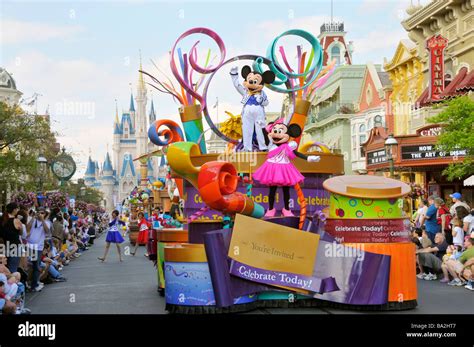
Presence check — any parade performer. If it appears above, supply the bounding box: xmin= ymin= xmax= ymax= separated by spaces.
xmin=253 ymin=120 xmax=320 ymax=217
xmin=230 ymin=65 xmax=275 ymax=151
xmin=98 ymin=210 xmax=124 ymax=262
xmin=131 ymin=212 xmax=150 ymax=257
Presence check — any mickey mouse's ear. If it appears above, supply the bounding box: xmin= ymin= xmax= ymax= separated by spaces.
xmin=241 ymin=66 xmax=251 ymax=79
xmin=262 ymin=70 xmax=276 ymax=84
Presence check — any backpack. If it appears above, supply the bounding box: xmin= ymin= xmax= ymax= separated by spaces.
xmin=440 ymin=206 xmax=452 ymax=230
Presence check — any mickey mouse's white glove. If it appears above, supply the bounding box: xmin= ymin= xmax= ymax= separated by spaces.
xmin=256 ymin=95 xmax=263 ymax=104
xmin=307 ymin=155 xmax=321 ymax=163
xmin=230 ymin=66 xmax=239 ymax=75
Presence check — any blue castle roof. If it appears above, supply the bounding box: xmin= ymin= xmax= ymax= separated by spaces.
xmin=103 ymin=152 xmax=113 ymax=172
xmin=147 ymin=158 xmax=154 ymax=180
xmin=114 ymin=113 xmax=135 ymax=135
xmin=129 ymin=93 xmax=135 ymax=112
xmin=120 ymin=154 xmax=136 ymax=178
xmin=85 ymin=156 xmax=96 ymax=177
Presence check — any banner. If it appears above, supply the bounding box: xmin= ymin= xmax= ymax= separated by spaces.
xmin=184 ymin=175 xmax=330 ymax=220
xmin=229 ymin=260 xmax=324 ymax=293
xmin=324 ymin=218 xmax=411 ymax=243
xmin=227 ymin=214 xmax=323 ymax=293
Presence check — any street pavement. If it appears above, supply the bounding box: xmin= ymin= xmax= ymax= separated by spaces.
xmin=27 ymin=234 xmax=474 ymax=314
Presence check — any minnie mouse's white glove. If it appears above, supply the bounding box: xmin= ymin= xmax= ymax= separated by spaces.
xmin=230 ymin=66 xmax=239 ymax=75
xmin=307 ymin=155 xmax=321 ymax=162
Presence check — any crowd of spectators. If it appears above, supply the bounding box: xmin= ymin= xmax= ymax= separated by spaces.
xmin=0 ymin=202 xmax=106 ymax=314
xmin=412 ymin=192 xmax=474 ymax=291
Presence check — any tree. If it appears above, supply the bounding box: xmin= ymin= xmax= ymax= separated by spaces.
xmin=0 ymin=101 xmax=59 ymax=193
xmin=64 ymin=181 xmax=104 ymax=206
xmin=428 ymin=96 xmax=474 ymax=181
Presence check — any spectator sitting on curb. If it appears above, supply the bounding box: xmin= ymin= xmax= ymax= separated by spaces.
xmin=416 ymin=232 xmax=448 ymax=281
xmin=0 ymin=257 xmax=29 ymax=314
xmin=441 ymin=236 xmax=474 ymax=288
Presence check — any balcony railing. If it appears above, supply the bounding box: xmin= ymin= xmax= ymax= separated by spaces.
xmin=307 ymin=103 xmax=355 ymax=123
xmin=320 ymin=22 xmax=344 ymax=33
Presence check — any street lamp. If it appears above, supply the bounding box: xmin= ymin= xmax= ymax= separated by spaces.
xmin=36 ymin=155 xmax=48 ymax=191
xmin=384 ymin=134 xmax=398 ymax=178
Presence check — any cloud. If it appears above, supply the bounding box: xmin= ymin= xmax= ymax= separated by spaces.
xmin=357 ymin=0 xmax=391 ymax=14
xmin=351 ymin=28 xmax=409 ymax=56
xmin=0 ymin=19 xmax=85 ymax=45
xmin=5 ymin=50 xmax=133 ymax=178
xmin=56 ymin=126 xmax=113 ymax=176
xmin=256 ymin=15 xmax=334 ymax=42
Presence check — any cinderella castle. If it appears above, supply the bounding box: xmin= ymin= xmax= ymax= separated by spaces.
xmin=83 ymin=64 xmax=165 ymax=211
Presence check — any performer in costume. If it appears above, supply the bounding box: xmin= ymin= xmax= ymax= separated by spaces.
xmin=131 ymin=212 xmax=150 ymax=256
xmin=253 ymin=120 xmax=320 ymax=217
xmin=230 ymin=65 xmax=275 ymax=152
xmin=98 ymin=210 xmax=124 ymax=262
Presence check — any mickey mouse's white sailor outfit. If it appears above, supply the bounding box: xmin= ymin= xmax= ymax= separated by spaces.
xmin=230 ymin=71 xmax=268 ymax=152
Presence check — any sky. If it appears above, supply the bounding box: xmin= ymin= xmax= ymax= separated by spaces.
xmin=0 ymin=0 xmax=431 ymax=178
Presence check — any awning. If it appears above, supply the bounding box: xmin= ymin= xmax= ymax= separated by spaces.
xmin=315 ymin=85 xmax=339 ymax=103
xmin=415 ymin=67 xmax=473 ymax=107
xmin=415 ymin=88 xmax=430 ymax=107
xmin=464 ymin=175 xmax=474 ymax=187
xmin=440 ymin=66 xmax=468 ymax=98
xmin=456 ymin=69 xmax=474 ymax=92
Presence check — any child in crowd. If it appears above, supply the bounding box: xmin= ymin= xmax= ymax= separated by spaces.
xmin=452 ymin=217 xmax=465 ymax=250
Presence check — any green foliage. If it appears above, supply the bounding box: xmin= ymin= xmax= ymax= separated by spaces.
xmin=0 ymin=101 xmax=59 ymax=189
xmin=64 ymin=181 xmax=104 ymax=206
xmin=429 ymin=96 xmax=474 ymax=181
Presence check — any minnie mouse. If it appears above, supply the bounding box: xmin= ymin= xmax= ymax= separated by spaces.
xmin=253 ymin=120 xmax=320 ymax=217
xmin=230 ymin=65 xmax=275 ymax=152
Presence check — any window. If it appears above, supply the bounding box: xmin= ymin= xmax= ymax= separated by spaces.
xmin=359 ymin=130 xmax=367 ymax=158
xmin=368 ymin=118 xmax=373 ymax=130
xmin=374 ymin=115 xmax=383 ymax=127
xmin=352 ymin=135 xmax=357 ymax=159
xmin=331 ymin=45 xmax=341 ymax=65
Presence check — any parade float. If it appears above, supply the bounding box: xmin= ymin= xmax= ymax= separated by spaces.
xmin=138 ymin=27 xmax=416 ymax=313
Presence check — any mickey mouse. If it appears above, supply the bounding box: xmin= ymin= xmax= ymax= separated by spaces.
xmin=230 ymin=65 xmax=275 ymax=151
xmin=253 ymin=120 xmax=320 ymax=217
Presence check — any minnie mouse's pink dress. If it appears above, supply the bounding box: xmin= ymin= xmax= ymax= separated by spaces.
xmin=253 ymin=142 xmax=304 ymax=186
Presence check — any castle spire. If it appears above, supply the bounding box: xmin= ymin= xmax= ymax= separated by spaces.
xmin=114 ymin=99 xmax=119 ymax=124
xmin=149 ymin=98 xmax=156 ymax=123
xmin=138 ymin=49 xmax=146 ymax=91
xmin=129 ymin=92 xmax=135 ymax=112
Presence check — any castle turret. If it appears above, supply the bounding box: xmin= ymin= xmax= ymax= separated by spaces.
xmin=84 ymin=156 xmax=96 ymax=187
xmin=135 ymin=53 xmax=148 ymax=158
xmin=100 ymin=152 xmax=116 ymax=211
xmin=149 ymin=99 xmax=156 ymax=124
